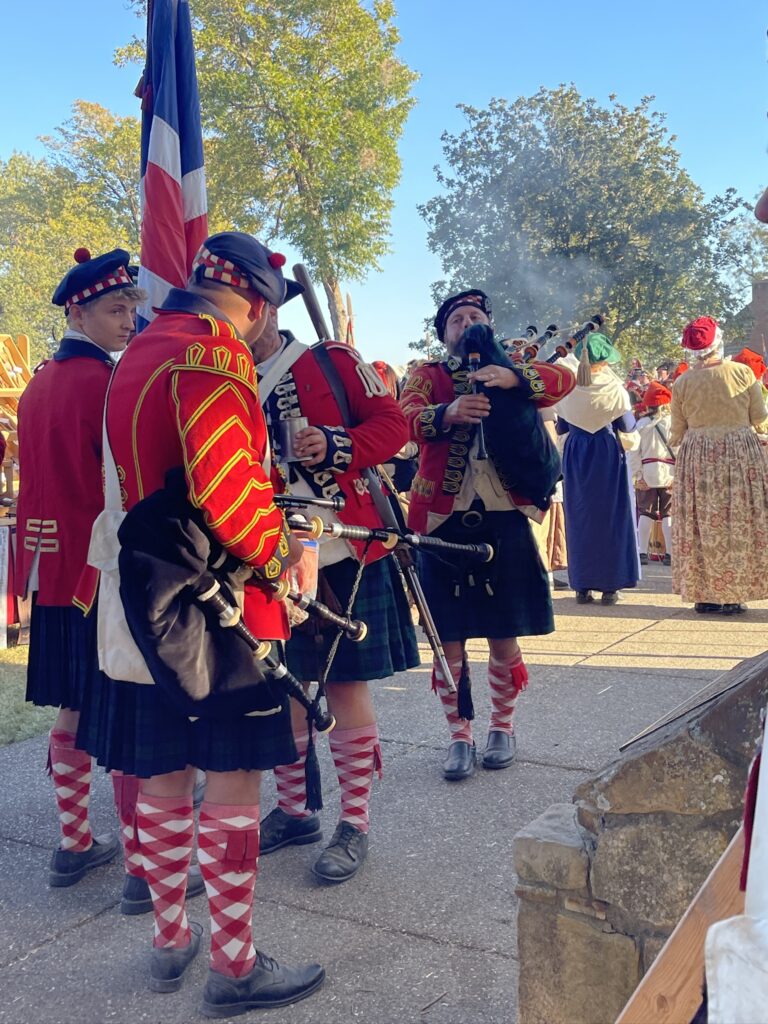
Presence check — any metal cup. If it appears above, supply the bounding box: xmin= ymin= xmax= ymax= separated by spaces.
xmin=279 ymin=416 xmax=311 ymax=462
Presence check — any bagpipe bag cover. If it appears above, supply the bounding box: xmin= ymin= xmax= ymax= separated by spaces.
xmin=116 ymin=467 xmax=283 ymax=719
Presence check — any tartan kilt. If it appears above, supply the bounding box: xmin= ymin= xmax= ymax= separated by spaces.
xmin=26 ymin=600 xmax=100 ymax=712
xmin=286 ymin=554 xmax=420 ymax=684
xmin=420 ymin=508 xmax=554 ymax=642
xmin=76 ymin=658 xmax=297 ymax=778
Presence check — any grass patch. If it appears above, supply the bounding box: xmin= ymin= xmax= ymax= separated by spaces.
xmin=0 ymin=646 xmax=55 ymax=747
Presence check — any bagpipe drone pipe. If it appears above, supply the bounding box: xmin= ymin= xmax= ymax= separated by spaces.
xmin=456 ymin=322 xmax=563 ymax=511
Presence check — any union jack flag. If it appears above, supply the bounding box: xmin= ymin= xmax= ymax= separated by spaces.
xmin=136 ymin=0 xmax=208 ymax=330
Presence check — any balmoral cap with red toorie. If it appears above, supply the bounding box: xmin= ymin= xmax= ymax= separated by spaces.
xmin=52 ymin=247 xmax=133 ymax=311
xmin=191 ymin=231 xmax=303 ymax=307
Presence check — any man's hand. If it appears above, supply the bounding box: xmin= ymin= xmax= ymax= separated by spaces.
xmin=470 ymin=366 xmax=520 ymax=390
xmin=443 ymin=394 xmax=491 ymax=426
xmin=286 ymin=532 xmax=306 ymax=567
xmin=293 ymin=426 xmax=328 ymax=467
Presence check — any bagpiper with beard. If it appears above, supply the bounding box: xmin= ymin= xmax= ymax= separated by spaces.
xmin=15 ymin=248 xmax=171 ymax=906
xmin=400 ymin=290 xmax=575 ymax=781
xmin=251 ymin=304 xmax=419 ymax=885
xmin=76 ymin=233 xmax=325 ymax=1014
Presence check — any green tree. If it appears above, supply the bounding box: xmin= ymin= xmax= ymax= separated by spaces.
xmin=120 ymin=0 xmax=416 ymax=339
xmin=0 ymin=104 xmax=141 ymax=363
xmin=420 ymin=86 xmax=763 ymax=369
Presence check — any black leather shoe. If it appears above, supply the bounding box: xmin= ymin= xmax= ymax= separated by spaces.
xmin=721 ymin=603 xmax=747 ymax=615
xmin=639 ymin=553 xmax=649 ymax=566
xmin=312 ymin=822 xmax=369 ymax=884
xmin=482 ymin=730 xmax=517 ymax=770
xmin=201 ymin=952 xmax=325 ymax=1017
xmin=49 ymin=832 xmax=120 ymax=888
xmin=442 ymin=740 xmax=477 ymax=781
xmin=260 ymin=807 xmax=322 ymax=855
xmin=601 ymin=591 xmax=619 ymax=606
xmin=121 ymin=864 xmax=206 ymax=916
xmin=149 ymin=921 xmax=203 ymax=993
xmin=575 ymin=590 xmax=594 ymax=604
xmin=695 ymin=602 xmax=723 ymax=614
xmin=663 ymin=554 xmax=671 ymax=567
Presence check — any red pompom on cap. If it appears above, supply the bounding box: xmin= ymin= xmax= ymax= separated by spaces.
xmin=268 ymin=251 xmax=286 ymax=269
xmin=73 ymin=247 xmax=91 ymax=264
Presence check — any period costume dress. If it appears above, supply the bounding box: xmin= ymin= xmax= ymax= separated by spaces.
xmin=555 ymin=337 xmax=640 ymax=601
xmin=671 ymin=345 xmax=768 ymax=608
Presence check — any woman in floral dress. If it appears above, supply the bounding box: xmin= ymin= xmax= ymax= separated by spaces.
xmin=671 ymin=317 xmax=768 ymax=614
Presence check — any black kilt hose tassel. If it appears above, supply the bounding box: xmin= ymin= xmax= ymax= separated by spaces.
xmin=304 ymin=717 xmax=324 ymax=812
xmin=457 ymin=656 xmax=475 ymax=721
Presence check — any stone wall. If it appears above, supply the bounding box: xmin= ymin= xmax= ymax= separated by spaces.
xmin=514 ymin=651 xmax=768 ymax=1024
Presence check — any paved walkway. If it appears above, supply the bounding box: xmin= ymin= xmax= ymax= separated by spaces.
xmin=0 ymin=564 xmax=764 ymax=1024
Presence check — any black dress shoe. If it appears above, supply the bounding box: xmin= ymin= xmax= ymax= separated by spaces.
xmin=259 ymin=807 xmax=322 ymax=855
xmin=312 ymin=822 xmax=369 ymax=884
xmin=663 ymin=554 xmax=672 ymax=567
xmin=721 ymin=603 xmax=747 ymax=615
xmin=601 ymin=591 xmax=619 ymax=606
xmin=201 ymin=952 xmax=325 ymax=1017
xmin=482 ymin=730 xmax=517 ymax=770
xmin=639 ymin=553 xmax=649 ymax=566
xmin=121 ymin=864 xmax=207 ymax=916
xmin=442 ymin=740 xmax=477 ymax=781
xmin=49 ymin=833 xmax=120 ymax=888
xmin=149 ymin=921 xmax=203 ymax=993
xmin=695 ymin=602 xmax=723 ymax=614
xmin=575 ymin=590 xmax=594 ymax=604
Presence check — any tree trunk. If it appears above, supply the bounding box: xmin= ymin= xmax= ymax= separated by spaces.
xmin=322 ymin=276 xmax=349 ymax=343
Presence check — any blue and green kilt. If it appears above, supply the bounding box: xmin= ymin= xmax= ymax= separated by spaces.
xmin=420 ymin=507 xmax=554 ymax=642
xmin=286 ymin=555 xmax=420 ymax=684
xmin=76 ymin=654 xmax=297 ymax=779
xmin=26 ymin=600 xmax=100 ymax=712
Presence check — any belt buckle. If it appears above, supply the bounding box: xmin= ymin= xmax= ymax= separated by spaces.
xmin=461 ymin=509 xmax=483 ymax=529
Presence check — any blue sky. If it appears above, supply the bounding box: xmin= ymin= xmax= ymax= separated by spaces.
xmin=1 ymin=1 xmax=766 ymax=364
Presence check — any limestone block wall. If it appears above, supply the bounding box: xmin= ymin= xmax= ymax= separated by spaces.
xmin=514 ymin=652 xmax=768 ymax=1024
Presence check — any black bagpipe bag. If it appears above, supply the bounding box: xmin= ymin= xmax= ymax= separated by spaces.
xmin=461 ymin=323 xmax=562 ymax=510
xmin=116 ymin=466 xmax=283 ymax=719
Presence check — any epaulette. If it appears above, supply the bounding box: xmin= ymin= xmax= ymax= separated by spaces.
xmin=33 ymin=359 xmax=49 ymax=375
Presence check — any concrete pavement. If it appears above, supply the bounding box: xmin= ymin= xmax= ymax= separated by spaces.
xmin=0 ymin=562 xmax=764 ymax=1024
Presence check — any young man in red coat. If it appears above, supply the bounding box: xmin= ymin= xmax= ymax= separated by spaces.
xmin=401 ymin=290 xmax=575 ymax=781
xmin=16 ymin=249 xmax=150 ymax=895
xmin=252 ymin=305 xmax=419 ymax=884
xmin=78 ymin=233 xmax=324 ymax=1012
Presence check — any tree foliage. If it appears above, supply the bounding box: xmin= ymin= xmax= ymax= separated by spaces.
xmin=119 ymin=0 xmax=416 ymax=339
xmin=420 ymin=86 xmax=768 ymax=368
xmin=0 ymin=103 xmax=141 ymax=363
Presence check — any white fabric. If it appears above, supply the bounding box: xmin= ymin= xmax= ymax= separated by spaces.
xmin=86 ymin=402 xmax=153 ymax=685
xmin=555 ymin=357 xmax=632 ymax=434
xmin=705 ymin=707 xmax=768 ymax=1021
xmin=453 ymin=435 xmax=515 ymax=513
xmin=626 ymin=414 xmax=677 ymax=487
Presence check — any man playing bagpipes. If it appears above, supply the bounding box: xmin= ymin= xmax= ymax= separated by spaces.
xmin=15 ymin=248 xmax=164 ymax=902
xmin=251 ymin=304 xmax=419 ymax=885
xmin=76 ymin=233 xmax=325 ymax=1014
xmin=401 ymin=290 xmax=575 ymax=781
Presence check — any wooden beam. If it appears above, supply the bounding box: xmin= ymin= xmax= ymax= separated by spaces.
xmin=616 ymin=827 xmax=745 ymax=1024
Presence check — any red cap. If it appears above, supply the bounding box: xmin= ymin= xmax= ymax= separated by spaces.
xmin=681 ymin=316 xmax=720 ymax=351
xmin=643 ymin=380 xmax=672 ymax=407
xmin=732 ymin=347 xmax=767 ymax=382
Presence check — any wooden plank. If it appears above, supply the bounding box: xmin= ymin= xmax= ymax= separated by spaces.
xmin=13 ymin=335 xmax=30 ymax=371
xmin=1 ymin=336 xmax=32 ymax=381
xmin=616 ymin=827 xmax=745 ymax=1024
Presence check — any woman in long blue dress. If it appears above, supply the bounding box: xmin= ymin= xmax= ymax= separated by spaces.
xmin=555 ymin=334 xmax=640 ymax=605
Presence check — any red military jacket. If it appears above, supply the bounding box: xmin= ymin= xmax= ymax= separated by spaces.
xmin=107 ymin=289 xmax=291 ymax=639
xmin=401 ymin=357 xmax=575 ymax=533
xmin=260 ymin=335 xmax=409 ymax=564
xmin=16 ymin=337 xmax=113 ymax=605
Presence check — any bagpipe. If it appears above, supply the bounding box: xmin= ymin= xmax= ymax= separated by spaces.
xmin=455 ymin=322 xmax=563 ymax=511
xmin=500 ymin=315 xmax=604 ymax=364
